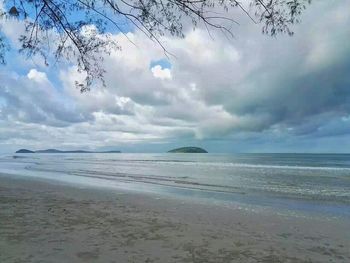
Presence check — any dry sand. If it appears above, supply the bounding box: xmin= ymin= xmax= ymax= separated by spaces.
xmin=0 ymin=174 xmax=349 ymax=263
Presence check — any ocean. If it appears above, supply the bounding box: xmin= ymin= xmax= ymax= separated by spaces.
xmin=1 ymin=153 xmax=350 ymax=218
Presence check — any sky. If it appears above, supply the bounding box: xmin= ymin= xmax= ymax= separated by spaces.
xmin=0 ymin=0 xmax=350 ymax=153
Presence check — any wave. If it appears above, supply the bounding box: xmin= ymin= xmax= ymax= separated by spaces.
xmin=4 ymin=154 xmax=350 ymax=172
xmin=61 ymin=159 xmax=350 ymax=171
xmin=22 ymin=163 xmax=350 ymax=202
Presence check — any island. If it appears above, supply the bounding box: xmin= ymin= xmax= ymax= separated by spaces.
xmin=167 ymin=147 xmax=208 ymax=153
xmin=15 ymin=149 xmax=35 ymax=153
xmin=15 ymin=149 xmax=121 ymax=154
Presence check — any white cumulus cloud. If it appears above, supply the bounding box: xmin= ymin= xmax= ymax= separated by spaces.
xmin=151 ymin=65 xmax=172 ymax=80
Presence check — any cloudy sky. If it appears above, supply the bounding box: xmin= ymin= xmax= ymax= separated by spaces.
xmin=1 ymin=0 xmax=350 ymax=153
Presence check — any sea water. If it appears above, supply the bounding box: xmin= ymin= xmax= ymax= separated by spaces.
xmin=1 ymin=153 xmax=349 ymax=217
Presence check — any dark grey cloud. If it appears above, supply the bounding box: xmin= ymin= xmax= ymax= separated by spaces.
xmin=164 ymin=0 xmax=350 ymax=137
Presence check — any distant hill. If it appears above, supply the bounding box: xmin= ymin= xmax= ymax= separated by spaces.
xmin=15 ymin=149 xmax=121 ymax=154
xmin=35 ymin=149 xmax=65 ymax=153
xmin=15 ymin=149 xmax=35 ymax=153
xmin=167 ymin=147 xmax=208 ymax=153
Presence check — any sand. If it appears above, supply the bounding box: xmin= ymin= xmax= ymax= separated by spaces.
xmin=0 ymin=174 xmax=349 ymax=263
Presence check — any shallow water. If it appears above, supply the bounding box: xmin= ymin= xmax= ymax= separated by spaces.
xmin=1 ymin=153 xmax=350 ymax=217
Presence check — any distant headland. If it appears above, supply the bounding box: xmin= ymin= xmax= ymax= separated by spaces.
xmin=15 ymin=149 xmax=121 ymax=154
xmin=167 ymin=147 xmax=208 ymax=153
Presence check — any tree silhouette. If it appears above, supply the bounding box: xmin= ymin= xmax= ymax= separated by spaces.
xmin=0 ymin=0 xmax=311 ymax=91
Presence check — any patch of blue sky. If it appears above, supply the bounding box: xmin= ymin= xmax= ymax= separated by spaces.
xmin=1 ymin=53 xmax=30 ymax=79
xmin=102 ymin=13 xmax=134 ymax=34
xmin=0 ymin=97 xmax=6 ymax=107
xmin=150 ymin=58 xmax=172 ymax=69
xmin=64 ymin=6 xmax=134 ymax=34
xmin=1 ymin=52 xmax=66 ymax=94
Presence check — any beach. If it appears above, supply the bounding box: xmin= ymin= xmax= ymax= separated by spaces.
xmin=1 ymin=174 xmax=349 ymax=263
xmin=2 ymin=0 xmax=350 ymax=261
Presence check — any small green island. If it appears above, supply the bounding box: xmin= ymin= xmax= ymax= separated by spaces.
xmin=167 ymin=147 xmax=208 ymax=153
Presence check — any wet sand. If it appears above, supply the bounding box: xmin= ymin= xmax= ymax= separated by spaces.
xmin=0 ymin=174 xmax=349 ymax=262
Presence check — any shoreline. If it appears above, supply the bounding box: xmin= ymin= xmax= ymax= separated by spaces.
xmin=1 ymin=174 xmax=349 ymax=262
xmin=2 ymin=170 xmax=349 ymax=220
